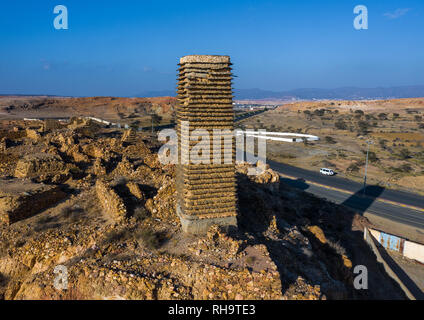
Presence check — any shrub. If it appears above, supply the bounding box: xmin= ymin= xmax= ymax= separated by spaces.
xmin=104 ymin=229 xmax=132 ymax=244
xmin=246 ymin=256 xmax=256 ymax=265
xmin=61 ymin=206 xmax=84 ymax=222
xmin=363 ymin=150 xmax=378 ymax=163
xmin=357 ymin=120 xmax=369 ymax=135
xmin=347 ymin=163 xmax=360 ymax=173
xmin=135 ymin=229 xmax=165 ymax=250
xmin=327 ymin=239 xmax=346 ymax=256
xmin=324 ymin=136 xmax=337 ymax=144
xmin=280 ymin=153 xmax=296 ymax=159
xmin=378 ymin=113 xmax=388 ymax=120
xmin=398 ymin=148 xmax=412 ymax=160
xmin=111 ymin=176 xmax=128 ymax=187
xmin=379 ymin=139 xmax=388 ymax=149
xmin=151 ymin=113 xmax=162 ymax=126
xmin=133 ymin=206 xmax=149 ymax=221
xmin=399 ymin=164 xmax=413 ymax=173
xmin=313 ymin=109 xmax=325 ymax=117
xmin=335 ymin=119 xmax=347 ymax=130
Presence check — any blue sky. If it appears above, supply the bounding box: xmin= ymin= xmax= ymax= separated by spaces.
xmin=0 ymin=0 xmax=423 ymax=96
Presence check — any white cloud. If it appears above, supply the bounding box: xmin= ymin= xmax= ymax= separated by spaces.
xmin=383 ymin=8 xmax=410 ymax=19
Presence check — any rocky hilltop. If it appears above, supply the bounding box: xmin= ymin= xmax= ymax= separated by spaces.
xmin=0 ymin=118 xmax=406 ymax=299
xmin=0 ymin=96 xmax=177 ymax=120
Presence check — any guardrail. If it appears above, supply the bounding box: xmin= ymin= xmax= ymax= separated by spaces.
xmin=236 ymin=131 xmax=320 ymax=143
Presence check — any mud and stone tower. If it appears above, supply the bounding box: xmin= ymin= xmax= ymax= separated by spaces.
xmin=176 ymin=55 xmax=237 ymax=234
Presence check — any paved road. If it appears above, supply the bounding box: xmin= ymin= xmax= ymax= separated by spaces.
xmin=267 ymin=159 xmax=424 ymax=210
xmin=267 ymin=159 xmax=424 ymax=231
xmin=282 ymin=178 xmax=424 ymax=229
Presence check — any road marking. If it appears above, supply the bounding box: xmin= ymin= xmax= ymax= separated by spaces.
xmin=279 ymin=173 xmax=424 ymax=213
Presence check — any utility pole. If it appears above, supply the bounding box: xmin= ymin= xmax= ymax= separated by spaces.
xmin=363 ymin=140 xmax=372 ymax=195
xmin=150 ymin=112 xmax=154 ymax=134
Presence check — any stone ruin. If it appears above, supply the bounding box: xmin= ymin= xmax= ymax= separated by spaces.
xmin=176 ymin=55 xmax=237 ymax=234
xmin=121 ymin=128 xmax=138 ymax=144
xmin=0 ymin=178 xmax=66 ymax=225
xmin=14 ymin=153 xmax=73 ymax=183
xmin=0 ymin=138 xmax=7 ymax=152
xmin=68 ymin=117 xmax=100 ymax=137
xmin=43 ymin=119 xmax=63 ymax=132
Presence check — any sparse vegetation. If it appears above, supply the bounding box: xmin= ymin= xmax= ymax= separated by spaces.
xmin=238 ymin=98 xmax=424 ymax=193
xmin=324 ymin=136 xmax=337 ymax=144
xmin=135 ymin=228 xmax=165 ymax=250
xmin=363 ymin=150 xmax=378 ymax=163
xmin=111 ymin=175 xmax=128 ymax=187
xmin=378 ymin=113 xmax=388 ymax=120
xmin=335 ymin=119 xmax=347 ymax=130
xmin=357 ymin=120 xmax=369 ymax=135
xmin=398 ymin=148 xmax=412 ymax=160
xmin=246 ymin=256 xmax=257 ymax=265
xmin=133 ymin=206 xmax=149 ymax=221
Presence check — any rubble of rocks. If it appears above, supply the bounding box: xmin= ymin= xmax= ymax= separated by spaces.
xmin=14 ymin=153 xmax=61 ymax=177
xmin=0 ymin=117 xmax=407 ymax=300
xmin=0 ymin=178 xmax=66 ymax=225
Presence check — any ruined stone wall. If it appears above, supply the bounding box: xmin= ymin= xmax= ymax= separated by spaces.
xmin=0 ymin=138 xmax=7 ymax=152
xmin=121 ymin=128 xmax=138 ymax=144
xmin=0 ymin=129 xmax=26 ymax=140
xmin=0 ymin=184 xmax=66 ymax=225
xmin=176 ymin=55 xmax=237 ymax=234
xmin=68 ymin=118 xmax=100 ymax=137
xmin=95 ymin=180 xmax=127 ymax=221
xmin=43 ymin=119 xmax=63 ymax=132
xmin=25 ymin=129 xmax=41 ymax=141
xmin=14 ymin=154 xmax=68 ymax=179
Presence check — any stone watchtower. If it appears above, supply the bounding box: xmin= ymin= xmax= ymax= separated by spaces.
xmin=176 ymin=55 xmax=238 ymax=234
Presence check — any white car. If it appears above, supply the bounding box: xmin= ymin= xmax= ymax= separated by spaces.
xmin=320 ymin=168 xmax=335 ymax=176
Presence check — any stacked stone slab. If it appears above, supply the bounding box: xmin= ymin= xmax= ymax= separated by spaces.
xmin=121 ymin=128 xmax=138 ymax=144
xmin=176 ymin=55 xmax=237 ymax=234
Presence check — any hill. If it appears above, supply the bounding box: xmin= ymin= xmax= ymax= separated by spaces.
xmin=0 ymin=96 xmax=177 ymax=121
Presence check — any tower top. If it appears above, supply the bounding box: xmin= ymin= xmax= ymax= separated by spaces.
xmin=179 ymin=55 xmax=230 ymax=64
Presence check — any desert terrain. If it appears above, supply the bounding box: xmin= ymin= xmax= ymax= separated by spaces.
xmin=0 ymin=96 xmax=407 ymax=299
xmin=238 ymin=98 xmax=424 ymax=194
xmin=0 ymin=96 xmax=178 ymax=128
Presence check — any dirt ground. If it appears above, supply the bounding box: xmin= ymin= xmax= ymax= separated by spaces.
xmin=386 ymin=250 xmax=424 ymax=299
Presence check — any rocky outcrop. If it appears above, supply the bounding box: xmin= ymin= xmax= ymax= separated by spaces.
xmin=25 ymin=129 xmax=41 ymax=141
xmin=0 ymin=114 xmax=406 ymax=301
